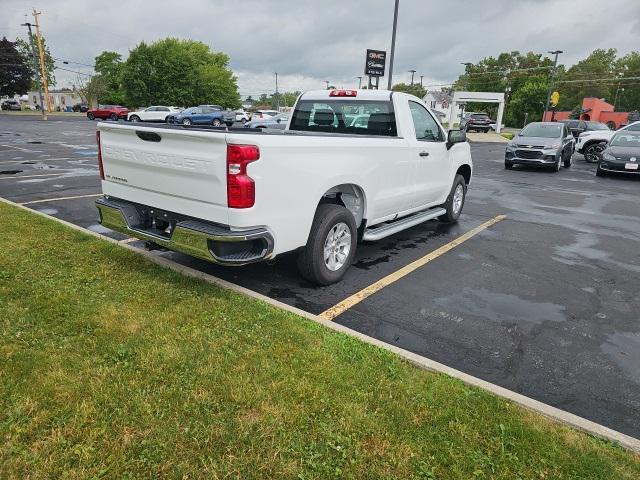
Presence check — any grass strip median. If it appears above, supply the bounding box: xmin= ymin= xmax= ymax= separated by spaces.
xmin=1 ymin=201 xmax=639 ymax=479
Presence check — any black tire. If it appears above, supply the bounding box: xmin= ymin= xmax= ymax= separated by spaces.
xmin=225 ymin=122 xmax=234 ymax=127
xmin=584 ymin=142 xmax=606 ymax=163
xmin=596 ymin=165 xmax=606 ymax=177
xmin=438 ymin=174 xmax=467 ymax=223
xmin=109 ymin=113 xmax=118 ymax=121
xmin=297 ymin=204 xmax=357 ymax=285
xmin=563 ymin=149 xmax=572 ymax=168
xmin=87 ymin=112 xmax=95 ymax=120
xmin=130 ymin=115 xmax=140 ymax=122
xmin=182 ymin=118 xmax=192 ymax=126
xmin=241 ymin=118 xmax=247 ymax=124
xmin=505 ymin=162 xmax=514 ymax=170
xmin=212 ymin=118 xmax=222 ymax=127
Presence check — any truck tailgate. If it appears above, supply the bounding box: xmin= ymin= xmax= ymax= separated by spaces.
xmin=99 ymin=123 xmax=228 ymax=209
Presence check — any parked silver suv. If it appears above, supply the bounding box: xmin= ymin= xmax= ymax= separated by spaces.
xmin=505 ymin=122 xmax=575 ymax=172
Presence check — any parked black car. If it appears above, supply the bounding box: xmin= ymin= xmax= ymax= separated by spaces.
xmin=72 ymin=103 xmax=88 ymax=112
xmin=558 ymin=119 xmax=610 ymax=139
xmin=1 ymin=99 xmax=21 ymax=111
xmin=460 ymin=112 xmax=492 ymax=133
xmin=597 ymin=130 xmax=640 ymax=177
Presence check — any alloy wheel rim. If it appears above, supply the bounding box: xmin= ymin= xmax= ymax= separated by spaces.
xmin=323 ymin=222 xmax=351 ymax=272
xmin=453 ymin=184 xmax=464 ymax=215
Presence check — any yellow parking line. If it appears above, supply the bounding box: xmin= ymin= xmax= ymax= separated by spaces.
xmin=318 ymin=214 xmax=507 ymax=321
xmin=20 ymin=193 xmax=103 ymax=205
xmin=0 ymin=173 xmax=63 ymax=180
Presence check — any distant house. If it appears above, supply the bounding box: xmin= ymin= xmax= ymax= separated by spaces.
xmin=423 ymin=91 xmax=463 ymax=125
xmin=27 ymin=89 xmax=83 ymax=111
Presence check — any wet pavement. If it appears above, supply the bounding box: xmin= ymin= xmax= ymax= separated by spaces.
xmin=1 ymin=114 xmax=639 ymax=438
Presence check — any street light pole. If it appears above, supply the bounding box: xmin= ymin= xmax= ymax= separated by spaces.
xmin=408 ymin=69 xmax=416 ymax=86
xmin=324 ymin=80 xmax=330 ymax=90
xmin=543 ymin=50 xmax=563 ymax=121
xmin=387 ymin=0 xmax=400 ymax=90
xmin=274 ymin=72 xmax=279 ymax=110
xmin=21 ymin=22 xmax=46 ymax=120
xmin=419 ymin=75 xmax=424 ymax=87
xmin=356 ymin=76 xmax=363 ymax=89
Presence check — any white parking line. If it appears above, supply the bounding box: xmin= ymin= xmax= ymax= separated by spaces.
xmin=0 ymin=173 xmax=64 ymax=181
xmin=19 ymin=193 xmax=103 ymax=205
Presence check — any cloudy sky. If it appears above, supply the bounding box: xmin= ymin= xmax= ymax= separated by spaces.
xmin=3 ymin=0 xmax=640 ymax=97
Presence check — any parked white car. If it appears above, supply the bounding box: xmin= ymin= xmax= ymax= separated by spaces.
xmin=95 ymin=90 xmax=472 ymax=284
xmin=235 ymin=110 xmax=250 ymax=123
xmin=127 ymin=106 xmax=182 ymax=123
xmin=576 ymin=120 xmax=640 ymax=162
xmin=251 ymin=109 xmax=279 ymax=121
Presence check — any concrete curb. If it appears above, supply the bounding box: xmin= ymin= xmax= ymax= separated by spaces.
xmin=2 ymin=195 xmax=639 ymax=454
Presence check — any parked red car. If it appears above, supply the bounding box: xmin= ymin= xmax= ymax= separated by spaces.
xmin=87 ymin=105 xmax=129 ymax=121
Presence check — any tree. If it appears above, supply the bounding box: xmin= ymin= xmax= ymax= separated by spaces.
xmin=121 ymin=38 xmax=240 ymax=108
xmin=392 ymin=82 xmax=426 ymax=98
xmin=506 ymin=79 xmax=548 ymax=127
xmin=76 ymin=74 xmax=106 ymax=108
xmin=15 ymin=35 xmax=55 ymax=88
xmin=94 ymin=51 xmax=124 ymax=104
xmin=0 ymin=37 xmax=32 ymax=96
xmin=615 ymin=51 xmax=640 ymax=112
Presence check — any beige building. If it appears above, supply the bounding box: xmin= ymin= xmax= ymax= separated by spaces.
xmin=27 ymin=89 xmax=84 ymax=111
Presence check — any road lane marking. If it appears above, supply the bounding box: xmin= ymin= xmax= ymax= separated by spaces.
xmin=0 ymin=173 xmax=64 ymax=180
xmin=20 ymin=193 xmax=103 ymax=205
xmin=319 ymin=214 xmax=507 ymax=321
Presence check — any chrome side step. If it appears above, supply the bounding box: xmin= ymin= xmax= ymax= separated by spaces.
xmin=362 ymin=207 xmax=446 ymax=241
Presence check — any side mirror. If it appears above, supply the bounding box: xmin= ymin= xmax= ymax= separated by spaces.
xmin=446 ymin=129 xmax=466 ymax=150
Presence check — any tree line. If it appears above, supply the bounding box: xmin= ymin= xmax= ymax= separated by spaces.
xmin=452 ymin=49 xmax=640 ymax=127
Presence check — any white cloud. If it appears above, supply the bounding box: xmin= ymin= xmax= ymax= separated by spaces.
xmin=3 ymin=0 xmax=639 ymax=95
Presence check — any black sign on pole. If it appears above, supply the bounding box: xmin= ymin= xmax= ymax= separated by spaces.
xmin=365 ymin=49 xmax=386 ymax=77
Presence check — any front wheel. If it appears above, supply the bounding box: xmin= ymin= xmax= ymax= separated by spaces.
xmin=182 ymin=118 xmax=192 ymax=126
xmin=212 ymin=118 xmax=222 ymax=127
xmin=438 ymin=174 xmax=466 ymax=223
xmin=596 ymin=165 xmax=606 ymax=177
xmin=109 ymin=113 xmax=118 ymax=121
xmin=87 ymin=112 xmax=95 ymax=120
xmin=563 ymin=150 xmax=572 ymax=168
xmin=241 ymin=118 xmax=247 ymax=124
xmin=129 ymin=115 xmax=140 ymax=122
xmin=505 ymin=161 xmax=513 ymax=170
xmin=584 ymin=142 xmax=606 ymax=163
xmin=297 ymin=204 xmax=357 ymax=285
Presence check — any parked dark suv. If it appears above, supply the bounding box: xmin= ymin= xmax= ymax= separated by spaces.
xmin=460 ymin=112 xmax=492 ymax=133
xmin=1 ymin=99 xmax=21 ymax=111
xmin=558 ymin=119 xmax=609 ymax=139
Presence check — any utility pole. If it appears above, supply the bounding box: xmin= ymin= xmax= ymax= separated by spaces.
xmin=356 ymin=76 xmax=363 ymax=89
xmin=387 ymin=0 xmax=400 ymax=90
xmin=408 ymin=69 xmax=416 ymax=86
xmin=274 ymin=72 xmax=279 ymax=110
xmin=32 ymin=9 xmax=52 ymax=113
xmin=543 ymin=50 xmax=563 ymax=121
xmin=324 ymin=80 xmax=330 ymax=90
xmin=419 ymin=75 xmax=424 ymax=87
xmin=21 ymin=21 xmax=47 ymax=120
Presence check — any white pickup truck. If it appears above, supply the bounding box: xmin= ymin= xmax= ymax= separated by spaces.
xmin=95 ymin=89 xmax=473 ymax=284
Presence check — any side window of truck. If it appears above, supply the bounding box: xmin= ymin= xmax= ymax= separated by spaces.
xmin=409 ymin=101 xmax=444 ymax=142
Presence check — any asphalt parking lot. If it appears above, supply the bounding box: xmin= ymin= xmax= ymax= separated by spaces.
xmin=2 ymin=114 xmax=639 ymax=439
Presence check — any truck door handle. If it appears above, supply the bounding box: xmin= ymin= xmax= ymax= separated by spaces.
xmin=419 ymin=151 xmax=429 ymax=157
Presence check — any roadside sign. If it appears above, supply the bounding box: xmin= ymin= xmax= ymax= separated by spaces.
xmin=365 ymin=49 xmax=386 ymax=77
xmin=551 ymin=91 xmax=560 ymax=107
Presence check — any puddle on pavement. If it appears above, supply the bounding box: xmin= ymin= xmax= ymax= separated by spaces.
xmin=0 ymin=170 xmax=22 ymax=175
xmin=433 ymin=288 xmax=566 ymax=324
xmin=21 ymin=161 xmax=35 ymax=164
xmin=27 ymin=141 xmax=43 ymax=144
xmin=601 ymin=332 xmax=640 ymax=384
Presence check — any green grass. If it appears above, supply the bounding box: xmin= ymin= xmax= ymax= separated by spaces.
xmin=500 ymin=132 xmax=515 ymax=140
xmin=1 ymin=202 xmax=639 ymax=479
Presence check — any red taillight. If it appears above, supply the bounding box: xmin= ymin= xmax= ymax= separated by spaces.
xmin=329 ymin=90 xmax=357 ymax=97
xmin=227 ymin=144 xmax=259 ymax=208
xmin=96 ymin=130 xmax=105 ymax=180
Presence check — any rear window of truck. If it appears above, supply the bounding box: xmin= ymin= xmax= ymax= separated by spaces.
xmin=290 ymin=100 xmax=397 ymax=136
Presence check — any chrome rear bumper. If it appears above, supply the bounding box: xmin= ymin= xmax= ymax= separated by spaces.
xmin=96 ymin=196 xmax=274 ymax=265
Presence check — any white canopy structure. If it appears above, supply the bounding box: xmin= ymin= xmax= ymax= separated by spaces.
xmin=449 ymin=91 xmax=505 ymax=133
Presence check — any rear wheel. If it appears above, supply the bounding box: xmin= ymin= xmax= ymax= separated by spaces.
xmin=584 ymin=142 xmax=606 ymax=163
xmin=182 ymin=118 xmax=192 ymax=126
xmin=596 ymin=165 xmax=606 ymax=177
xmin=87 ymin=112 xmax=95 ymax=120
xmin=297 ymin=204 xmax=357 ymax=285
xmin=241 ymin=118 xmax=247 ymax=124
xmin=505 ymin=161 xmax=513 ymax=169
xmin=438 ymin=174 xmax=466 ymax=223
xmin=563 ymin=149 xmax=572 ymax=168
xmin=109 ymin=113 xmax=118 ymax=121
